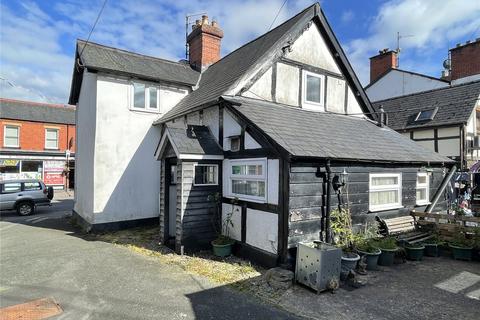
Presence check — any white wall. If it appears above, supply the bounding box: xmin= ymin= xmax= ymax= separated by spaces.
xmin=438 ymin=138 xmax=460 ymax=157
xmin=223 ymin=110 xmax=242 ymax=151
xmin=203 ymin=106 xmax=220 ymax=141
xmin=243 ymin=67 xmax=273 ymax=101
xmin=221 ymin=203 xmax=242 ymax=241
xmin=366 ymin=69 xmax=449 ymax=102
xmin=276 ymin=63 xmax=300 ymax=106
xmin=75 ymin=73 xmax=189 ymax=225
xmin=74 ymin=71 xmax=97 ymax=223
xmin=246 ymin=209 xmax=278 ymax=254
xmin=326 ymin=77 xmax=346 ymax=113
xmin=245 ymin=132 xmax=262 ymax=149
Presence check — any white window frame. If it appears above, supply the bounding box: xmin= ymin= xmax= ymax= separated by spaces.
xmin=193 ymin=164 xmax=219 ymax=186
xmin=369 ymin=173 xmax=402 ymax=212
xmin=416 ymin=172 xmax=430 ymax=205
xmin=228 ymin=158 xmax=267 ymax=202
xmin=302 ymin=70 xmax=325 ymax=111
xmin=130 ymin=81 xmax=160 ymax=113
xmin=44 ymin=128 xmax=59 ymax=150
xmin=4 ymin=125 xmax=20 ymax=148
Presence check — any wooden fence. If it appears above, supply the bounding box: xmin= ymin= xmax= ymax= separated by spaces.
xmin=411 ymin=211 xmax=480 ymax=241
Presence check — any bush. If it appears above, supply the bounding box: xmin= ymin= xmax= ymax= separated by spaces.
xmin=450 ymin=232 xmax=475 ymax=248
xmin=375 ymin=237 xmax=397 ymax=250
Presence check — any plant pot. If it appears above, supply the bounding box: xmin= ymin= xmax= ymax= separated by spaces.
xmin=449 ymin=244 xmax=473 ymax=261
xmin=356 ymin=249 xmax=381 ymax=270
xmin=341 ymin=252 xmax=360 ymax=273
xmin=211 ymin=241 xmax=234 ymax=257
xmin=405 ymin=245 xmax=425 ymax=261
xmin=378 ymin=248 xmax=398 ymax=266
xmin=424 ymin=243 xmax=439 ymax=257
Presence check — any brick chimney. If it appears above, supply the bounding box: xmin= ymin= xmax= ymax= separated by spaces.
xmin=369 ymin=49 xmax=398 ymax=83
xmin=450 ymin=38 xmax=480 ymax=81
xmin=187 ymin=15 xmax=224 ymax=71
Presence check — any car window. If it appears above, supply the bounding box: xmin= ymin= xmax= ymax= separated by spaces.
xmin=24 ymin=182 xmax=42 ymax=191
xmin=3 ymin=182 xmax=21 ymax=193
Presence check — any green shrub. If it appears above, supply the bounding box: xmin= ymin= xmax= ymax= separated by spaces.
xmin=375 ymin=237 xmax=398 ymax=250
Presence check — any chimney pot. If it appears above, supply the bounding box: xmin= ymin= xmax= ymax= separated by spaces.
xmin=201 ymin=15 xmax=208 ymax=25
xmin=211 ymin=20 xmax=218 ymax=27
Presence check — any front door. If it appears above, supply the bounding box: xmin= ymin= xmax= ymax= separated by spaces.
xmin=168 ymin=163 xmax=177 ymax=238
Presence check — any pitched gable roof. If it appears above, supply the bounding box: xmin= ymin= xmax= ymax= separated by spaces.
xmin=0 ymin=98 xmax=76 ymax=125
xmin=155 ymin=2 xmax=375 ymax=124
xmin=69 ymin=40 xmax=199 ymax=104
xmin=224 ymin=96 xmax=451 ymax=164
xmin=372 ymin=80 xmax=480 ymax=130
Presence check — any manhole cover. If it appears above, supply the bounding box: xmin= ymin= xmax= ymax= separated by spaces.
xmin=0 ymin=297 xmax=62 ymax=320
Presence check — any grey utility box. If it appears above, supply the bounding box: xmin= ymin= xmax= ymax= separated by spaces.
xmin=295 ymin=241 xmax=342 ymax=293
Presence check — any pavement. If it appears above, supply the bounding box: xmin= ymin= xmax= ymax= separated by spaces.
xmin=0 ymin=196 xmax=299 ymax=320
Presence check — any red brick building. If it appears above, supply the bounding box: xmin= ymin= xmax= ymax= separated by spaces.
xmin=0 ymin=98 xmax=76 ymax=189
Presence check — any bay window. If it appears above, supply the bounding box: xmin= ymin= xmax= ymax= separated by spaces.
xmin=416 ymin=172 xmax=429 ymax=205
xmin=369 ymin=173 xmax=402 ymax=211
xmin=229 ymin=159 xmax=267 ymax=201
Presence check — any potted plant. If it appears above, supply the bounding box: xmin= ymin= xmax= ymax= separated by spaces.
xmin=330 ymin=208 xmax=360 ymax=273
xmin=355 ymin=237 xmax=381 ymax=270
xmin=423 ymin=233 xmax=443 ymax=257
xmin=209 ymin=193 xmax=236 ymax=257
xmin=376 ymin=237 xmax=399 ymax=266
xmin=405 ymin=243 xmax=425 ymax=261
xmin=449 ymin=232 xmax=474 ymax=261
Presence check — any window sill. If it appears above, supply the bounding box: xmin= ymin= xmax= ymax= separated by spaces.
xmin=44 ymin=148 xmax=60 ymax=151
xmin=369 ymin=205 xmax=403 ymax=212
xmin=2 ymin=146 xmax=20 ymax=149
xmin=415 ymin=201 xmax=431 ymax=206
xmin=129 ymin=107 xmax=161 ymax=114
xmin=224 ymin=194 xmax=266 ymax=204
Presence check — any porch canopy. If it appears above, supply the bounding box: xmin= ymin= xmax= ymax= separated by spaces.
xmin=155 ymin=125 xmax=223 ymax=160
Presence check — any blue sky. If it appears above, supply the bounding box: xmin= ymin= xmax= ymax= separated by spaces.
xmin=1 ymin=0 xmax=479 ymax=103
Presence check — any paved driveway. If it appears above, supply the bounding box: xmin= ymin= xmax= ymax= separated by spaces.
xmin=0 ymin=199 xmax=298 ymax=320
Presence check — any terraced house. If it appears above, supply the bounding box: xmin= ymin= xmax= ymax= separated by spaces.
xmin=69 ymin=3 xmax=453 ymax=266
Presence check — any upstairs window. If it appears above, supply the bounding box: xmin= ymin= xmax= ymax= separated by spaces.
xmin=45 ymin=128 xmax=59 ymax=149
xmin=131 ymin=81 xmax=159 ymax=112
xmin=415 ymin=107 xmax=438 ymax=122
xmin=416 ymin=172 xmax=430 ymax=205
xmin=4 ymin=125 xmax=19 ymax=148
xmin=369 ymin=173 xmax=402 ymax=211
xmin=302 ymin=70 xmax=325 ymax=111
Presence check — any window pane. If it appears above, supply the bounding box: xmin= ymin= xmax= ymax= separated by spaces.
xmin=232 ymin=164 xmax=262 ymax=176
xmin=4 ymin=182 xmax=21 ymax=192
xmin=46 ymin=129 xmax=57 ymax=139
xmin=230 ymin=137 xmax=240 ymax=151
xmin=372 ymin=176 xmax=398 ymax=186
xmin=370 ymin=190 xmax=398 ymax=206
xmin=5 ymin=137 xmax=18 ymax=146
xmin=194 ymin=165 xmax=217 ymax=185
xmin=133 ymin=83 xmax=145 ymax=108
xmin=170 ymin=165 xmax=177 ymax=185
xmin=149 ymin=87 xmax=157 ymax=109
xmin=24 ymin=182 xmax=41 ymax=191
xmin=306 ymin=74 xmax=321 ymax=103
xmin=417 ymin=175 xmax=427 ymax=184
xmin=21 ymin=161 xmax=42 ymax=172
xmin=232 ymin=180 xmax=265 ymax=197
xmin=4 ymin=126 xmax=19 ymax=146
xmin=416 ymin=188 xmax=427 ymax=201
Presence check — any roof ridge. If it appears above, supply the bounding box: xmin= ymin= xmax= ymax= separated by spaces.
xmin=373 ymin=79 xmax=480 ymax=103
xmin=0 ymin=97 xmax=75 ymax=109
xmin=77 ymin=39 xmax=198 ymax=71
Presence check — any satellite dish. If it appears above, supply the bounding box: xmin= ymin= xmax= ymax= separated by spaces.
xmin=443 ymin=59 xmax=451 ymax=69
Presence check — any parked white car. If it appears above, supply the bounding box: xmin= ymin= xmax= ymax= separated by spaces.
xmin=0 ymin=179 xmax=54 ymax=216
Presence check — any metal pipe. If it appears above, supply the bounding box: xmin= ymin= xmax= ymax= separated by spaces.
xmin=425 ymin=165 xmax=457 ymax=213
xmin=325 ymin=160 xmax=332 ymax=243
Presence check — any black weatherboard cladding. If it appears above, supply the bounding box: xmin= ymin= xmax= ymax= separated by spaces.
xmin=288 ymin=163 xmax=447 ymax=248
xmin=0 ymin=99 xmax=75 ymax=125
xmin=373 ymin=80 xmax=480 ymax=130
xmin=225 ymin=96 xmax=452 ymax=163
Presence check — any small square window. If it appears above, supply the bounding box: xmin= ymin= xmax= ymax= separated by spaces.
xmin=194 ymin=164 xmax=218 ymax=186
xmin=415 ymin=108 xmax=438 ymax=122
xmin=302 ymin=71 xmax=325 ymax=111
xmin=45 ymin=128 xmax=59 ymax=149
xmin=131 ymin=82 xmax=160 ymax=112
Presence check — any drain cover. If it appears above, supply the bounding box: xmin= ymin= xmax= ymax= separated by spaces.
xmin=0 ymin=297 xmax=62 ymax=320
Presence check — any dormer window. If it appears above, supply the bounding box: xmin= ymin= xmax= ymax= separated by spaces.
xmin=302 ymin=70 xmax=325 ymax=111
xmin=415 ymin=107 xmax=438 ymax=122
xmin=131 ymin=81 xmax=160 ymax=113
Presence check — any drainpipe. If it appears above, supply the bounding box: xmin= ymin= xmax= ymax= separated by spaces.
xmin=325 ymin=160 xmax=332 ymax=243
xmin=425 ymin=165 xmax=457 ymax=213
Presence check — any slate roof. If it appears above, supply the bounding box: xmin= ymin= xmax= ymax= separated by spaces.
xmin=155 ymin=2 xmax=374 ymax=124
xmin=0 ymin=98 xmax=76 ymax=125
xmin=224 ymin=96 xmax=452 ymax=163
xmin=165 ymin=125 xmax=223 ymax=156
xmin=372 ymin=81 xmax=480 ymax=130
xmin=69 ymin=40 xmax=199 ymax=104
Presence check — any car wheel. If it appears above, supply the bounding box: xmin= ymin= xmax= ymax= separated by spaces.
xmin=17 ymin=202 xmax=34 ymax=216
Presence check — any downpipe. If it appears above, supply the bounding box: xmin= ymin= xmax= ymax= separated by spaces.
xmin=425 ymin=165 xmax=457 ymax=213
xmin=325 ymin=160 xmax=332 ymax=243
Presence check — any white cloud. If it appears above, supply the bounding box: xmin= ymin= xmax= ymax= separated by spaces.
xmin=345 ymin=0 xmax=480 ymax=84
xmin=341 ymin=10 xmax=354 ymax=23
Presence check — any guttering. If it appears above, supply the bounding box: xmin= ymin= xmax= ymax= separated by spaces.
xmin=425 ymin=165 xmax=457 ymax=213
